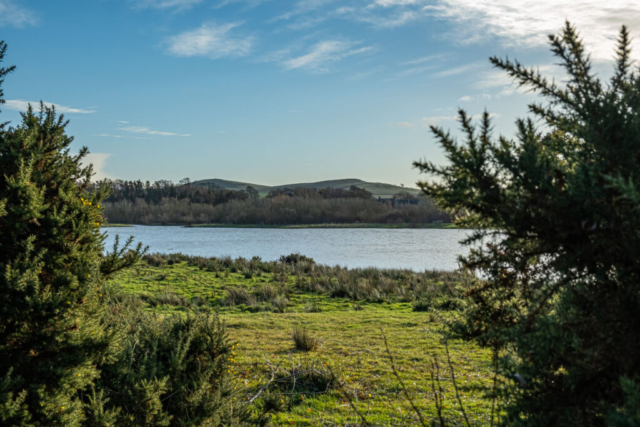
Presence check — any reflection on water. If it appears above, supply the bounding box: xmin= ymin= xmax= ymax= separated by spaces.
xmin=104 ymin=226 xmax=471 ymax=271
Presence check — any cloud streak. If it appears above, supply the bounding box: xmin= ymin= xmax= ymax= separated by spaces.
xmin=118 ymin=126 xmax=191 ymax=137
xmin=280 ymin=40 xmax=374 ymax=72
xmin=166 ymin=22 xmax=253 ymax=59
xmin=131 ymin=0 xmax=203 ymax=10
xmin=97 ymin=133 xmax=150 ymax=140
xmin=0 ymin=0 xmax=37 ymax=27
xmin=421 ymin=112 xmax=500 ymax=127
xmin=4 ymin=100 xmax=95 ymax=114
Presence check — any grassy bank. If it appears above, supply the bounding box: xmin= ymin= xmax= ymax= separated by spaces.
xmin=108 ymin=254 xmax=494 ymax=425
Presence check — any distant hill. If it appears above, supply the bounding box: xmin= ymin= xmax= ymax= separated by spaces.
xmin=190 ymin=178 xmax=270 ymax=191
xmin=191 ymin=178 xmax=419 ymax=198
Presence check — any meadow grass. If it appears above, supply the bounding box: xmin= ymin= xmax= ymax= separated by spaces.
xmin=109 ymin=255 xmax=495 ymax=426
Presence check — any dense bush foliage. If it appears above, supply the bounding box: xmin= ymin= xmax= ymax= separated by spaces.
xmin=91 ymin=293 xmax=249 ymax=426
xmin=0 ymin=42 xmax=263 ymax=426
xmin=416 ymin=23 xmax=640 ymax=425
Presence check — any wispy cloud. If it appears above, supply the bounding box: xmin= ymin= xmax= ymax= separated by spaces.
xmin=0 ymin=0 xmax=37 ymax=27
xmin=166 ymin=22 xmax=253 ymax=59
xmin=395 ymin=121 xmax=413 ymax=128
xmin=458 ymin=95 xmax=472 ymax=102
xmin=131 ymin=0 xmax=203 ymax=10
xmin=402 ymin=54 xmax=448 ymax=66
xmin=114 ymin=120 xmax=129 ymax=124
xmin=118 ymin=126 xmax=191 ymax=137
xmin=82 ymin=153 xmax=111 ymax=181
xmin=97 ymin=133 xmax=150 ymax=140
xmin=421 ymin=112 xmax=500 ymax=127
xmin=271 ymin=0 xmax=336 ymax=22
xmin=425 ymin=0 xmax=640 ymax=61
xmin=5 ymin=100 xmax=95 ymax=114
xmin=368 ymin=0 xmax=425 ymax=7
xmin=280 ymin=40 xmax=374 ymax=72
xmin=432 ymin=61 xmax=484 ymax=78
xmin=215 ymin=0 xmax=270 ymax=8
xmin=353 ymin=9 xmax=420 ymax=28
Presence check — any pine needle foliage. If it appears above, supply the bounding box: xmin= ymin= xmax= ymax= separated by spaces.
xmin=0 ymin=40 xmax=134 ymax=424
xmin=415 ymin=22 xmax=640 ymax=426
xmin=90 ymin=293 xmax=248 ymax=426
xmin=0 ymin=41 xmax=260 ymax=426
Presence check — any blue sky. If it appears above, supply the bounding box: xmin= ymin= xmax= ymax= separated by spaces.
xmin=1 ymin=0 xmax=637 ymax=187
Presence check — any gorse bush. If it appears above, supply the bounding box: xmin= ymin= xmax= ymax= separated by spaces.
xmin=0 ymin=42 xmax=262 ymax=426
xmin=416 ymin=23 xmax=640 ymax=425
xmin=93 ymin=294 xmax=247 ymax=426
xmin=0 ymin=40 xmax=142 ymax=425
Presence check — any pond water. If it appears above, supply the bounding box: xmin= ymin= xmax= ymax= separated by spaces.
xmin=103 ymin=226 xmax=471 ymax=271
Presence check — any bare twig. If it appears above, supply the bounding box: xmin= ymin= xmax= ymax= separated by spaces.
xmin=381 ymin=330 xmax=428 ymax=427
xmin=247 ymin=360 xmax=281 ymax=404
xmin=327 ymin=365 xmax=371 ymax=427
xmin=490 ymin=347 xmax=499 ymax=427
xmin=430 ymin=357 xmax=446 ymax=427
xmin=444 ymin=338 xmax=471 ymax=427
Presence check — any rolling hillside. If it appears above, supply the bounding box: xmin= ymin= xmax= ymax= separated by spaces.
xmin=191 ymin=178 xmax=420 ymax=197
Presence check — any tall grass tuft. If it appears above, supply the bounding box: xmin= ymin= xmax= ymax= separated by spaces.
xmin=291 ymin=326 xmax=320 ymax=352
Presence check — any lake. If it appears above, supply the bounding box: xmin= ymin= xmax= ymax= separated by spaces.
xmin=103 ymin=226 xmax=471 ymax=271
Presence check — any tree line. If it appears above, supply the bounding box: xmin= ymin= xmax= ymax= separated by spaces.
xmin=98 ymin=180 xmax=450 ymax=225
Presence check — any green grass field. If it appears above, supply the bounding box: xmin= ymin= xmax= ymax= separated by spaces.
xmin=109 ymin=255 xmax=495 ymax=425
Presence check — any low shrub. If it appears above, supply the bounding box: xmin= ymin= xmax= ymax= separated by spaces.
xmin=90 ymin=297 xmax=252 ymax=425
xmin=291 ymin=327 xmax=320 ymax=352
xmin=304 ymin=300 xmax=322 ymax=313
xmin=272 ymin=361 xmax=336 ymax=397
xmin=254 ymin=284 xmax=281 ymax=302
xmin=279 ymin=253 xmax=315 ymax=265
xmin=222 ymin=287 xmax=257 ymax=307
xmin=143 ymin=253 xmax=166 ymax=267
xmin=271 ymin=296 xmax=289 ymax=313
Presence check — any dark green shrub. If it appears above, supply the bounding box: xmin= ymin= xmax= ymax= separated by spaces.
xmin=416 ymin=22 xmax=640 ymax=426
xmin=93 ymin=298 xmax=249 ymax=426
xmin=279 ymin=253 xmax=315 ymax=265
xmin=412 ymin=299 xmax=433 ymax=312
xmin=0 ymin=43 xmax=268 ymax=425
xmin=0 ymin=41 xmax=143 ymax=425
xmin=144 ymin=253 xmax=167 ymax=267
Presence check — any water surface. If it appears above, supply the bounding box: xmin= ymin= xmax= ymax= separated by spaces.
xmin=104 ymin=226 xmax=470 ymax=271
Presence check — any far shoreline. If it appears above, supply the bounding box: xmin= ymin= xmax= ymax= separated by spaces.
xmin=103 ymin=222 xmax=457 ymax=229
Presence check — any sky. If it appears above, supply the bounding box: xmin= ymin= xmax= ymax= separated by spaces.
xmin=1 ymin=0 xmax=639 ymax=187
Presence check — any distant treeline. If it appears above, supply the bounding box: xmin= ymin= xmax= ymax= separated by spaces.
xmin=97 ymin=179 xmax=450 ymax=225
